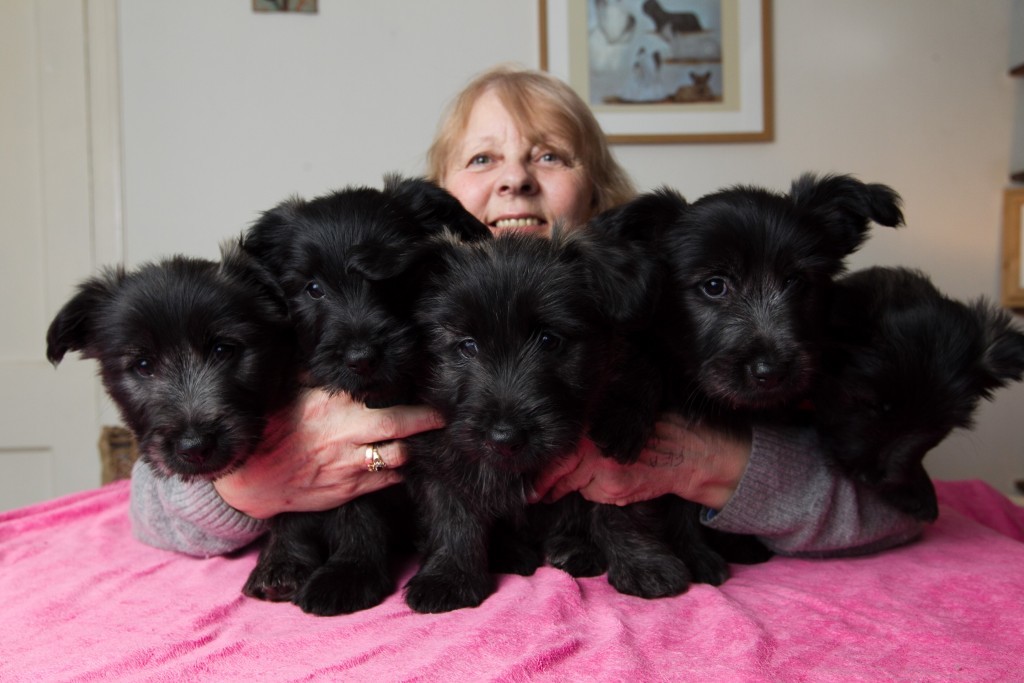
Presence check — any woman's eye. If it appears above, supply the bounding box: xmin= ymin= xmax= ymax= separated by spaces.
xmin=537 ymin=151 xmax=566 ymax=165
xmin=305 ymin=281 xmax=325 ymax=299
xmin=133 ymin=358 xmax=154 ymax=377
xmin=457 ymin=338 xmax=479 ymax=359
xmin=701 ymin=277 xmax=728 ymax=298
xmin=469 ymin=154 xmax=491 ymax=166
xmin=212 ymin=342 xmax=237 ymax=362
xmin=539 ymin=331 xmax=563 ymax=352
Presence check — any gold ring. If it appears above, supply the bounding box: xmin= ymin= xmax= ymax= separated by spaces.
xmin=366 ymin=443 xmax=387 ymax=472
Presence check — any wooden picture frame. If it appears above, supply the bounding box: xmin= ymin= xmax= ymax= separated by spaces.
xmin=1002 ymin=187 xmax=1024 ymax=309
xmin=539 ymin=0 xmax=773 ymax=143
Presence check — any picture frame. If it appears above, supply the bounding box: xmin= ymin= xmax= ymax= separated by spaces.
xmin=539 ymin=0 xmax=773 ymax=143
xmin=252 ymin=0 xmax=317 ymax=13
xmin=1001 ymin=187 xmax=1024 ymax=309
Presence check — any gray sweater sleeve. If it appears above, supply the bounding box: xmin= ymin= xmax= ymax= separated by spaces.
xmin=129 ymin=458 xmax=268 ymax=557
xmin=701 ymin=423 xmax=925 ymax=557
xmin=128 ymin=422 xmax=922 ymax=560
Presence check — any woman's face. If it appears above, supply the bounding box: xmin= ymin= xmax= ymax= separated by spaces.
xmin=442 ymin=89 xmax=594 ymax=237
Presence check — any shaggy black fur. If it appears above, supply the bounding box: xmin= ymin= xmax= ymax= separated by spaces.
xmin=375 ymin=230 xmax=708 ymax=613
xmin=46 ymin=240 xmax=298 ymax=482
xmin=814 ymin=266 xmax=1024 ymax=521
xmin=239 ymin=175 xmax=491 ymax=616
xmin=647 ymin=173 xmax=905 ymax=419
xmin=584 ymin=173 xmax=905 ymax=566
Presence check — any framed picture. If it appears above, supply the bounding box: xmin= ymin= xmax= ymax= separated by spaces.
xmin=252 ymin=0 xmax=317 ymax=13
xmin=1002 ymin=187 xmax=1024 ymax=309
xmin=540 ymin=0 xmax=773 ymax=143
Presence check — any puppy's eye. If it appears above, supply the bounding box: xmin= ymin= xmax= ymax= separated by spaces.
xmin=457 ymin=338 xmax=479 ymax=359
xmin=305 ymin=281 xmax=325 ymax=299
xmin=133 ymin=358 xmax=154 ymax=377
xmin=783 ymin=274 xmax=804 ymax=291
xmin=701 ymin=277 xmax=728 ymax=298
xmin=538 ymin=331 xmax=563 ymax=352
xmin=860 ymin=398 xmax=893 ymax=417
xmin=211 ymin=342 xmax=237 ymax=363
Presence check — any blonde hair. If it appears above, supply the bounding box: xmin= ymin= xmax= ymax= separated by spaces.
xmin=426 ymin=64 xmax=636 ymax=219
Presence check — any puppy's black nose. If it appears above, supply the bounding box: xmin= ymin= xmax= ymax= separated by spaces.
xmin=749 ymin=360 xmax=784 ymax=388
xmin=486 ymin=422 xmax=525 ymax=456
xmin=344 ymin=346 xmax=378 ymax=377
xmin=176 ymin=434 xmax=213 ymax=464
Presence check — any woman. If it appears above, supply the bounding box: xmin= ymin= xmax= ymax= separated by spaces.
xmin=425 ymin=65 xmax=634 ymax=235
xmin=131 ymin=64 xmax=923 ymax=558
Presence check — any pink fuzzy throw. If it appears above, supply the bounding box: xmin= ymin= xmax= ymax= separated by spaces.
xmin=1 ymin=479 xmax=1022 ymax=681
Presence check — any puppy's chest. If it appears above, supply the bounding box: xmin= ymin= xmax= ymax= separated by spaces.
xmin=407 ymin=435 xmax=528 ymax=516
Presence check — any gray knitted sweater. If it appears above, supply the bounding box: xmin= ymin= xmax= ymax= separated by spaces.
xmin=129 ymin=423 xmax=924 ymax=558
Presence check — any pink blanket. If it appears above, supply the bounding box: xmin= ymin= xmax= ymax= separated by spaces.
xmin=2 ymin=480 xmax=1022 ymax=681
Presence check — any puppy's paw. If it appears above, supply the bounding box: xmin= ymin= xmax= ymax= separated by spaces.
xmin=890 ymin=492 xmax=939 ymax=523
xmin=883 ymin=475 xmax=939 ymax=523
xmin=404 ymin=569 xmax=492 ymax=613
xmin=685 ymin=548 xmax=730 ymax=586
xmin=242 ymin=560 xmax=313 ymax=602
xmin=607 ymin=553 xmax=691 ymax=598
xmin=294 ymin=563 xmax=393 ymax=616
xmin=489 ymin=540 xmax=544 ymax=576
xmin=545 ymin=536 xmax=607 ymax=577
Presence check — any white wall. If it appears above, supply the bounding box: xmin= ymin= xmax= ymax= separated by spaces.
xmin=118 ymin=0 xmax=1024 ymax=495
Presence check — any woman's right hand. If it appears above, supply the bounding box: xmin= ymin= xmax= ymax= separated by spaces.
xmin=529 ymin=412 xmax=752 ymax=510
xmin=213 ymin=388 xmax=444 ymax=519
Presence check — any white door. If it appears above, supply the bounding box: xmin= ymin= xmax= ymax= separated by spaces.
xmin=0 ymin=0 xmax=122 ymax=511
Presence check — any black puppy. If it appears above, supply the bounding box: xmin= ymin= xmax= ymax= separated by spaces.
xmin=364 ymin=230 xmax=703 ymax=613
xmin=647 ymin=173 xmax=905 ymax=418
xmin=814 ymin=266 xmax=1024 ymax=521
xmin=585 ymin=174 xmax=904 ymax=564
xmin=46 ymin=240 xmax=297 ymax=481
xmin=240 ymin=175 xmax=490 ymax=615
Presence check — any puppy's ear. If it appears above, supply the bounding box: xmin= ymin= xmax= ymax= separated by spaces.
xmin=383 ymin=174 xmax=492 ymax=242
xmin=789 ymin=173 xmax=904 ymax=258
xmin=827 ymin=266 xmax=927 ymax=341
xmin=45 ymin=268 xmax=123 ymax=365
xmin=561 ymin=228 xmax=655 ymax=326
xmin=573 ymin=188 xmax=685 ymax=323
xmin=587 ymin=186 xmax=687 ymax=241
xmin=972 ymin=298 xmax=1024 ymax=393
xmin=346 ymin=239 xmax=421 ymax=282
xmin=219 ymin=236 xmax=290 ymax=320
xmin=243 ymin=196 xmax=305 ymax=271
xmin=347 ymin=228 xmax=462 ymax=284
xmin=350 ymin=175 xmax=487 ymax=282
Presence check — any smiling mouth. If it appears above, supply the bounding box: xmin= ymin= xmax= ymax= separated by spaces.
xmin=492 ymin=217 xmax=545 ymax=230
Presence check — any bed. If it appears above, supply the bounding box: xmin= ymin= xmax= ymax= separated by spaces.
xmin=1 ymin=478 xmax=1022 ymax=681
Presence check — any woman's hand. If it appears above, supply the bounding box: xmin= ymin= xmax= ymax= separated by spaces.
xmin=213 ymin=388 xmax=444 ymax=519
xmin=530 ymin=413 xmax=752 ymax=510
